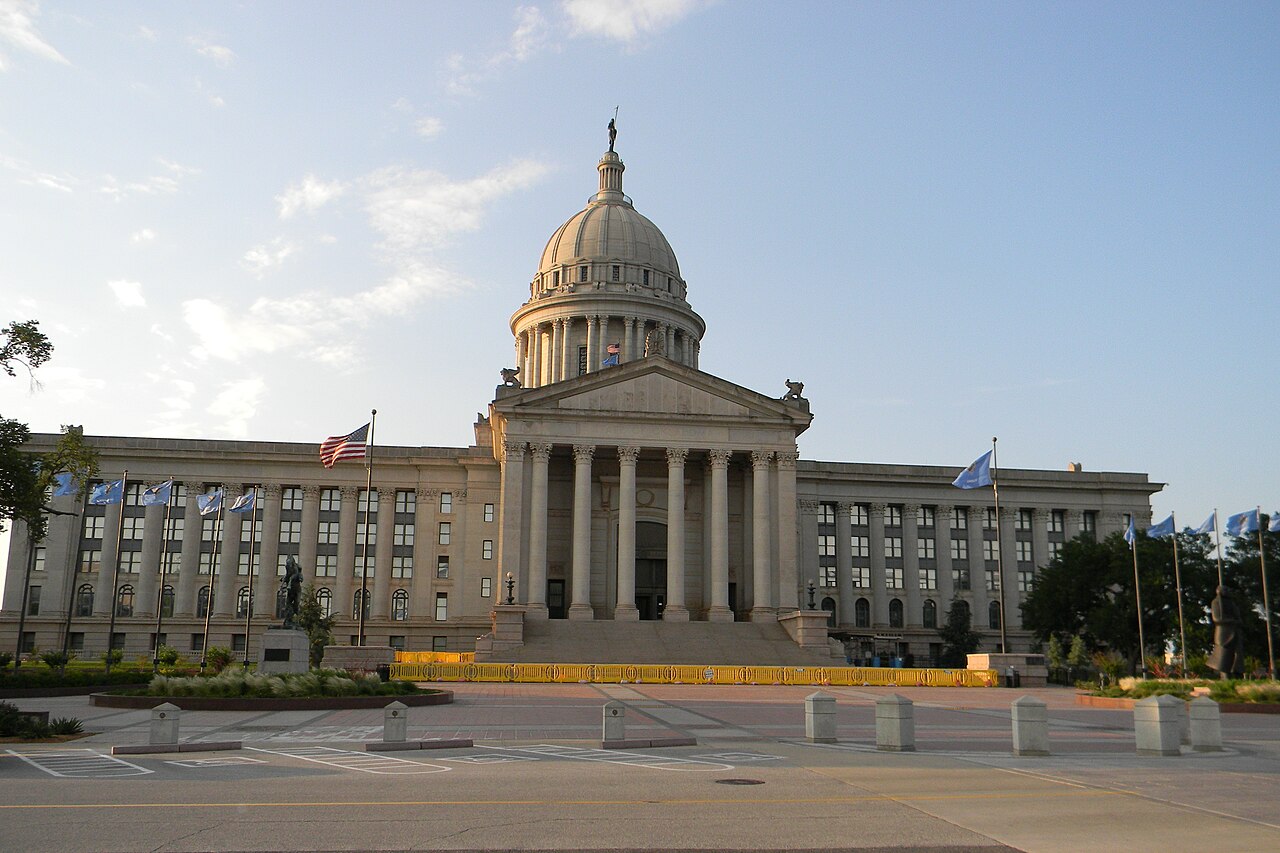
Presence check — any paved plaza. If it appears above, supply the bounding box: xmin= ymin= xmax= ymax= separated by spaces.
xmin=2 ymin=683 xmax=1279 ymax=851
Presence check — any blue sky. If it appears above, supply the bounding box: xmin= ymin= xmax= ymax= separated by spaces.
xmin=1 ymin=1 xmax=1278 ymax=582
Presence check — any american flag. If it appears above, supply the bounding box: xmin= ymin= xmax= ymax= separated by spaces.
xmin=320 ymin=423 xmax=369 ymax=468
xmin=606 ymin=343 xmax=620 ymax=355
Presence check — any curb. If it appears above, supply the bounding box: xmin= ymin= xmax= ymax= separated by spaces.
xmin=364 ymin=738 xmax=474 ymax=752
xmin=111 ymin=741 xmax=241 ymax=755
xmin=89 ymin=691 xmax=452 ymax=711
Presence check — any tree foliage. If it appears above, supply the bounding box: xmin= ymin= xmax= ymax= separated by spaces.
xmin=0 ymin=320 xmax=53 ymax=379
xmin=1220 ymin=518 xmax=1280 ymax=666
xmin=937 ymin=598 xmax=982 ymax=666
xmin=295 ymin=584 xmax=337 ymax=668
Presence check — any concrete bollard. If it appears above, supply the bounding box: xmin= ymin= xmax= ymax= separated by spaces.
xmin=1177 ymin=699 xmax=1191 ymax=746
xmin=805 ymin=691 xmax=837 ymax=743
xmin=1134 ymin=694 xmax=1182 ymax=756
xmin=383 ymin=701 xmax=408 ymax=743
xmin=1010 ymin=696 xmax=1049 ymax=756
xmin=603 ymin=701 xmax=626 ymax=741
xmin=875 ymin=694 xmax=915 ymax=752
xmin=150 ymin=702 xmax=180 ymax=745
xmin=1189 ymin=696 xmax=1223 ymax=751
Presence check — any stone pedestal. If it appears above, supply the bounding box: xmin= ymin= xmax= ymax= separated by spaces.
xmin=876 ymin=694 xmax=915 ymax=752
xmin=258 ymin=628 xmax=310 ymax=674
xmin=1011 ymin=696 xmax=1049 ymax=756
xmin=779 ymin=609 xmax=831 ymax=654
xmin=475 ymin=605 xmax=527 ymax=661
xmin=383 ymin=701 xmax=408 ymax=743
xmin=150 ymin=703 xmax=180 ymax=745
xmin=805 ymin=691 xmax=836 ymax=743
xmin=1134 ymin=694 xmax=1183 ymax=756
xmin=1189 ymin=697 xmax=1223 ymax=751
xmin=966 ymin=653 xmax=1049 ymax=687
xmin=603 ymin=701 xmax=626 ymax=741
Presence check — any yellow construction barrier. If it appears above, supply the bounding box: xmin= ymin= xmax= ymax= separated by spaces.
xmin=395 ymin=651 xmax=475 ymax=664
xmin=390 ymin=661 xmax=998 ymax=687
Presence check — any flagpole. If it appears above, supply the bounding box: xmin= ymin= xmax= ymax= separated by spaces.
xmin=989 ymin=436 xmax=1008 ymax=652
xmin=358 ymin=409 xmax=376 ymax=647
xmin=103 ymin=470 xmax=129 ymax=675
xmin=1257 ymin=506 xmax=1275 ymax=680
xmin=61 ymin=485 xmax=89 ymax=658
xmin=151 ymin=478 xmax=175 ymax=672
xmin=1213 ymin=508 xmax=1224 ymax=588
xmin=1170 ymin=512 xmax=1188 ymax=678
xmin=242 ymin=486 xmax=259 ymax=669
xmin=1130 ymin=519 xmax=1148 ymax=679
xmin=199 ymin=489 xmax=224 ymax=674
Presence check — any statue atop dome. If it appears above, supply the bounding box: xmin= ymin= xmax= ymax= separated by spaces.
xmin=608 ymin=107 xmax=618 ymax=153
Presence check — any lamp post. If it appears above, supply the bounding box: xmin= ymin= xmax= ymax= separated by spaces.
xmin=806 ymin=579 xmax=816 ymax=610
xmin=505 ymin=572 xmax=515 ymax=605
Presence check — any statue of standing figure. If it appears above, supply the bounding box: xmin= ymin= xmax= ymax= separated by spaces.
xmin=608 ymin=117 xmax=617 ymax=153
xmin=280 ymin=556 xmax=304 ymax=629
xmin=1208 ymin=585 xmax=1245 ymax=678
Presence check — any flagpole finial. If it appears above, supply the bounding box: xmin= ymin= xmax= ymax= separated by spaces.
xmin=371 ymin=408 xmax=377 ymax=416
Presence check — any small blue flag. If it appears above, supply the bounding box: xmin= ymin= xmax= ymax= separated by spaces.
xmin=89 ymin=479 xmax=124 ymax=505
xmin=197 ymin=489 xmax=223 ymax=516
xmin=229 ymin=491 xmax=256 ymax=514
xmin=141 ymin=479 xmax=173 ymax=507
xmin=1146 ymin=514 xmax=1175 ymax=538
xmin=1226 ymin=508 xmax=1259 ymax=536
xmin=1270 ymin=513 xmax=1280 ymax=534
xmin=1124 ymin=518 xmax=1136 ymax=546
xmin=952 ymin=450 xmax=994 ymax=490
xmin=52 ymin=472 xmax=76 ymax=497
xmin=1190 ymin=513 xmax=1215 ymax=535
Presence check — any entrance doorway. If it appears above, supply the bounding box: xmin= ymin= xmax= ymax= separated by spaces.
xmin=547 ymin=579 xmax=566 ymax=619
xmin=634 ymin=521 xmax=667 ymax=621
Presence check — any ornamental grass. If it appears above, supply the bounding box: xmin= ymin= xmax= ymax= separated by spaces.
xmin=144 ymin=668 xmax=418 ymax=698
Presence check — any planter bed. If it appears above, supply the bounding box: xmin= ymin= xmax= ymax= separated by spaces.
xmin=1 ymin=683 xmax=150 ymax=699
xmin=1075 ymin=693 xmax=1280 ymax=713
xmin=90 ymin=690 xmax=452 ymax=711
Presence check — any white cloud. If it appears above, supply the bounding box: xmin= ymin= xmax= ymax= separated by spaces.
xmin=414 ymin=116 xmax=444 ymax=139
xmin=390 ymin=97 xmax=413 ymax=113
xmin=137 ymin=25 xmax=157 ymax=41
xmin=241 ymin=237 xmax=297 ymax=277
xmin=98 ymin=159 xmax=199 ymax=199
xmin=206 ymin=377 xmax=265 ymax=438
xmin=276 ymin=174 xmax=347 ymax=219
xmin=0 ymin=152 xmax=75 ymax=192
xmin=107 ymin=279 xmax=146 ymax=308
xmin=148 ymin=323 xmax=173 ymax=343
xmin=131 ymin=227 xmax=156 ymax=243
xmin=188 ymin=37 xmax=236 ymax=67
xmin=446 ymin=5 xmax=553 ymax=95
xmin=0 ymin=0 xmax=70 ymax=71
xmin=562 ymin=0 xmax=706 ymax=42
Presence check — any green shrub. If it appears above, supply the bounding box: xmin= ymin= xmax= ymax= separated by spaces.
xmin=141 ymin=668 xmax=420 ymax=699
xmin=203 ymin=646 xmax=233 ymax=673
xmin=155 ymin=645 xmax=181 ymax=666
xmin=102 ymin=648 xmax=123 ymax=666
xmin=49 ymin=717 xmax=84 ymax=735
xmin=39 ymin=650 xmax=73 ymax=674
xmin=0 ymin=651 xmax=14 ymax=670
xmin=1234 ymin=682 xmax=1280 ymax=703
xmin=1127 ymin=679 xmax=1195 ymax=700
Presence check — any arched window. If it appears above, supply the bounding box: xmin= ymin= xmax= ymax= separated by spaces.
xmin=854 ymin=597 xmax=870 ymax=628
xmin=888 ymin=598 xmax=904 ymax=628
xmin=317 ymin=587 xmax=332 ymax=618
xmin=952 ymin=599 xmax=970 ymax=624
xmin=160 ymin=585 xmax=175 ymax=619
xmin=116 ymin=585 xmax=135 ymax=617
xmin=392 ymin=589 xmax=409 ymax=621
xmin=236 ymin=587 xmax=250 ymax=618
xmin=989 ymin=600 xmax=1002 ymax=630
xmin=197 ymin=586 xmax=211 ymax=618
xmin=922 ymin=599 xmax=937 ymax=629
xmin=820 ymin=596 xmax=836 ymax=628
xmin=275 ymin=587 xmax=289 ymax=619
xmin=353 ymin=589 xmax=370 ymax=620
xmin=76 ymin=584 xmax=94 ymax=616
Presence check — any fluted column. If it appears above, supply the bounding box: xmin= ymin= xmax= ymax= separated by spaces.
xmin=516 ymin=331 xmax=528 ymax=385
xmin=967 ymin=504 xmax=989 ymax=629
xmin=749 ymin=450 xmax=774 ymax=620
xmin=371 ymin=489 xmax=394 ymax=619
xmin=527 ymin=443 xmax=552 ymax=616
xmin=585 ymin=316 xmax=598 ymax=374
xmin=550 ymin=319 xmax=563 ymax=383
xmin=530 ymin=323 xmax=543 ymax=388
xmin=615 ymin=446 xmax=640 ymax=620
xmin=93 ymin=503 xmax=121 ymax=617
xmin=707 ymin=450 xmax=733 ymax=622
xmin=1063 ymin=508 xmax=1079 ymax=541
xmin=215 ymin=486 xmax=242 ymax=617
xmin=561 ymin=318 xmax=574 ymax=379
xmin=936 ymin=503 xmax=955 ymax=608
xmin=665 ymin=324 xmax=675 ymax=357
xmin=663 ymin=447 xmax=689 ymax=621
xmin=413 ymin=488 xmax=437 ymax=620
xmin=598 ymin=316 xmax=610 ymax=368
xmin=497 ymin=441 xmax=526 ymax=601
xmin=569 ymin=444 xmax=595 ymax=619
xmin=255 ymin=485 xmax=282 ymax=617
xmin=622 ymin=316 xmax=636 ymax=363
xmin=868 ymin=503 xmax=887 ymax=626
xmin=136 ymin=501 xmax=164 ymax=618
xmin=998 ymin=506 xmax=1018 ymax=639
xmin=175 ymin=483 xmax=203 ymax=616
xmin=336 ymin=486 xmax=358 ymax=621
xmin=903 ymin=504 xmax=921 ymax=627
xmin=775 ymin=450 xmax=799 ymax=610
xmin=1032 ymin=508 xmax=1050 ymax=571
xmin=836 ymin=501 xmax=855 ymax=625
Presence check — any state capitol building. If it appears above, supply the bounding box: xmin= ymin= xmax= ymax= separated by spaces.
xmin=1 ymin=136 xmax=1160 ymax=665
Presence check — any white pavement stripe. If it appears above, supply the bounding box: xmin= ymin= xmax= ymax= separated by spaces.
xmin=482 ymin=744 xmax=733 ymax=772
xmin=246 ymin=746 xmax=451 ymax=775
xmin=6 ymin=749 xmax=153 ymax=778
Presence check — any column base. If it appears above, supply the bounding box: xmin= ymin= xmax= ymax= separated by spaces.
xmin=661 ymin=605 xmax=690 ymax=622
xmin=747 ymin=607 xmax=778 ymax=622
xmin=567 ymin=603 xmax=595 ymax=621
xmin=706 ymin=605 xmax=735 ymax=623
xmin=613 ymin=604 xmax=640 ymax=621
xmin=524 ymin=603 xmax=550 ymax=620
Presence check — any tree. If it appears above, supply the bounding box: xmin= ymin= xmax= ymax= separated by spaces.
xmin=295 ymin=584 xmax=336 ymax=668
xmin=1221 ymin=517 xmax=1280 ymax=669
xmin=0 ymin=320 xmax=53 ymax=379
xmin=937 ymin=598 xmax=982 ymax=666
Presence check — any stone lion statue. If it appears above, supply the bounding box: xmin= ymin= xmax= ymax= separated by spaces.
xmin=500 ymin=367 xmax=521 ymax=388
xmin=782 ymin=379 xmax=804 ymax=400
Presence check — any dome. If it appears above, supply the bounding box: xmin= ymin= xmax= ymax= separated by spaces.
xmin=536 ymin=151 xmax=682 ymax=282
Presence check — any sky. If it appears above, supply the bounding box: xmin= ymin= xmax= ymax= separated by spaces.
xmin=1 ymin=1 xmax=1279 ymax=583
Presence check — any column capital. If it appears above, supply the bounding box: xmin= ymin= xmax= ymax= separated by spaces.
xmin=182 ymin=480 xmax=204 ymax=494
xmin=837 ymin=500 xmax=857 ymax=513
xmin=454 ymin=489 xmax=468 ymax=503
xmin=1032 ymin=507 xmax=1050 ymax=522
xmin=416 ymin=487 xmax=440 ymax=501
xmin=618 ymin=446 xmax=641 ymax=465
xmin=869 ymin=502 xmax=887 ymax=516
xmin=999 ymin=506 xmax=1017 ymax=521
xmin=303 ymin=484 xmax=323 ymax=500
xmin=572 ymin=444 xmax=595 ymax=464
xmin=968 ymin=504 xmax=986 ymax=516
xmin=264 ymin=484 xmax=283 ymax=500
xmin=623 ymin=314 xmax=636 ymax=324
xmin=775 ymin=450 xmax=799 ymax=469
xmin=340 ymin=485 xmax=359 ymax=501
xmin=224 ymin=483 xmax=244 ymax=499
xmin=502 ymin=439 xmax=527 ymax=461
xmin=750 ymin=450 xmax=774 ymax=469
xmin=903 ymin=502 xmax=921 ymax=514
xmin=665 ymin=447 xmax=688 ymax=467
xmin=799 ymin=499 xmax=822 ymax=515
xmin=529 ymin=442 xmax=553 ymax=462
xmin=707 ymin=449 xmax=732 ymax=469
xmin=936 ymin=503 xmax=954 ymax=517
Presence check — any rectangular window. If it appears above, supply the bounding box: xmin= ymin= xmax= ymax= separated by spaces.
xmin=438 ymin=522 xmax=451 ymax=545
xmin=240 ymin=522 xmax=261 ymax=545
xmin=986 ymin=567 xmax=999 ymax=591
xmin=984 ymin=508 xmax=997 ymax=530
xmin=392 ymin=556 xmax=413 ymax=578
xmin=643 ymin=269 xmax=650 ymax=286
xmin=579 ymin=264 xmax=588 ymax=282
xmin=198 ymin=552 xmax=216 ymax=575
xmin=117 ymin=550 xmax=142 ymax=574
xmin=919 ymin=567 xmax=937 ymax=591
xmin=238 ymin=552 xmax=260 ymax=576
xmin=320 ymin=489 xmax=341 ymax=512
xmin=916 ymin=506 xmax=935 ymax=528
xmin=817 ymin=534 xmax=836 ymax=558
xmin=1017 ymin=509 xmax=1033 ymax=531
xmin=162 ymin=552 xmax=181 ymax=575
xmin=983 ymin=540 xmax=1000 ymax=561
xmin=164 ymin=516 xmax=184 ymax=542
xmin=886 ymin=566 xmax=904 ymax=589
xmin=121 ymin=516 xmax=145 ymax=539
xmin=884 ymin=537 xmax=902 ymax=558
xmin=358 ymin=489 xmax=379 ymax=514
xmin=355 ymin=522 xmax=377 ymax=546
xmin=389 ymin=635 xmax=406 ymax=651
xmin=482 ymin=539 xmax=494 ymax=560
xmin=394 ymin=523 xmax=414 ymax=546
xmin=611 ymin=264 xmax=620 ymax=281
xmin=432 ymin=636 xmax=447 ymax=652
xmin=951 ymin=506 xmax=967 ymax=529
xmin=280 ymin=520 xmax=301 ymax=543
xmin=315 ymin=555 xmax=338 ymax=577
xmin=191 ymin=633 xmax=204 ymax=654
xmin=124 ymin=483 xmax=144 ymax=506
xmin=950 ymin=538 xmax=968 ymax=561
xmin=282 ymin=487 xmax=303 ymax=512
xmin=202 ymin=517 xmax=218 ymax=541
xmin=318 ymin=521 xmax=341 ymax=545
xmin=1050 ymin=510 xmax=1065 ymax=533
xmin=439 ymin=492 xmax=452 ymax=514
xmin=851 ymin=504 xmax=868 ymax=526
xmin=80 ymin=549 xmax=102 ymax=573
xmin=1016 ymin=540 xmax=1033 ymax=563
xmin=33 ymin=547 xmax=45 ymax=572
xmin=917 ymin=538 xmax=935 ymax=559
xmin=819 ymin=565 xmax=837 ymax=587
xmin=83 ymin=515 xmax=104 ymax=539
xmin=853 ymin=566 xmax=870 ymax=587
xmin=231 ymin=634 xmax=246 ymax=654
xmin=69 ymin=632 xmax=85 ymax=652
xmin=884 ymin=506 xmax=902 ymax=527
xmin=354 ymin=559 xmax=373 ymax=579
xmin=484 ymin=503 xmax=495 ymax=523
xmin=437 ymin=557 xmax=449 ymax=578
xmin=851 ymin=535 xmax=870 ymax=558
xmin=395 ymin=489 xmax=416 ymax=514
xmin=818 ymin=502 xmax=836 ymax=525
xmin=20 ymin=632 xmax=36 ymax=654
xmin=1048 ymin=541 xmax=1063 ymax=560
xmin=578 ymin=345 xmax=587 ymax=376
xmin=435 ymin=592 xmax=448 ymax=621
xmin=1082 ymin=511 xmax=1097 ymax=536
xmin=26 ymin=585 xmax=40 ymax=616
xmin=1019 ymin=569 xmax=1035 ymax=593
xmin=480 ymin=577 xmax=492 ymax=598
